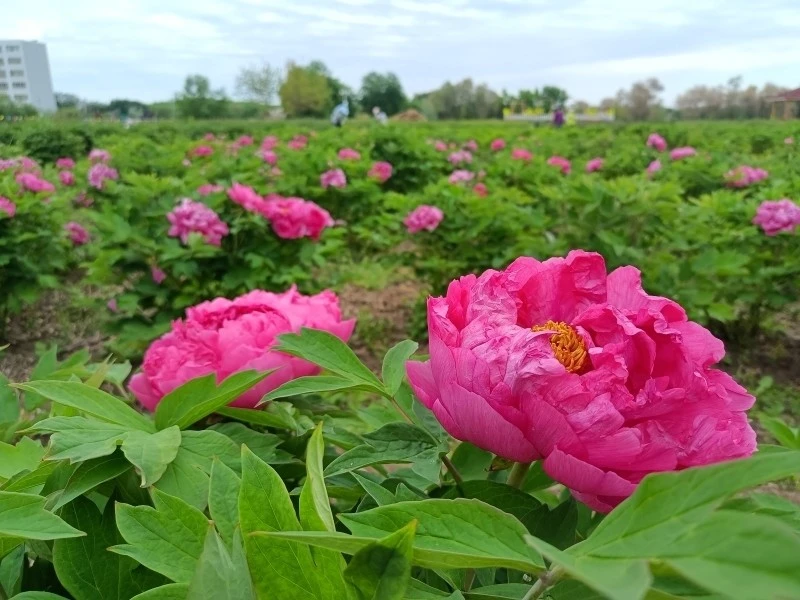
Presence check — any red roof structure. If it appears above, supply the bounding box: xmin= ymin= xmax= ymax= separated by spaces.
xmin=768 ymin=88 xmax=800 ymax=119
xmin=770 ymin=88 xmax=800 ymax=102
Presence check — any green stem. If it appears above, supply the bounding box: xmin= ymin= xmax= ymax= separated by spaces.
xmin=507 ymin=461 xmax=531 ymax=489
xmin=522 ymin=567 xmax=563 ymax=600
xmin=442 ymin=454 xmax=464 ymax=485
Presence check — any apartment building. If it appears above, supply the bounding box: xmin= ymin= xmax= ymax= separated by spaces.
xmin=0 ymin=40 xmax=57 ymax=113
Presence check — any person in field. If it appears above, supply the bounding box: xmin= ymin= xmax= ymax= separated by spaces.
xmin=553 ymin=106 xmax=565 ymax=127
xmin=372 ymin=106 xmax=388 ymax=124
xmin=331 ymin=99 xmax=349 ymax=128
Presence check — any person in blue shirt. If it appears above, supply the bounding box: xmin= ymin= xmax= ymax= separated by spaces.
xmin=331 ymin=99 xmax=349 ymax=127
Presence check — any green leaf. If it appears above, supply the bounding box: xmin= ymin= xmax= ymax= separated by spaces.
xmin=276 ymin=329 xmax=384 ymax=391
xmin=339 ymin=498 xmax=544 ymax=573
xmin=449 ymin=443 xmax=493 ymax=482
xmin=11 ymin=593 xmax=72 ymax=600
xmin=120 ymin=426 xmax=181 ymax=487
xmin=464 ymin=584 xmax=530 ymax=599
xmin=113 ymin=489 xmax=208 ymax=582
xmin=153 ymin=451 xmax=210 ymax=512
xmin=758 ymin=414 xmax=800 ymax=449
xmin=0 ymin=437 xmax=45 ymax=480
xmin=0 ymin=492 xmax=84 ymax=540
xmin=53 ymin=497 xmax=145 ymax=600
xmin=187 ymin=528 xmax=254 ymax=600
xmin=51 ymin=453 xmax=132 ymax=510
xmin=15 ymin=381 xmax=154 ymax=432
xmin=238 ymin=446 xmax=323 ymax=600
xmin=217 ymin=404 xmax=313 ymax=434
xmin=208 ymin=460 xmax=240 ymax=547
xmin=324 ymin=423 xmax=443 ymax=479
xmin=344 ymin=520 xmax=416 ymax=600
xmin=301 ymin=423 xmax=336 ymax=533
xmin=0 ymin=545 xmax=24 ymax=597
xmin=723 ymin=493 xmax=800 ymax=530
xmin=0 ymin=374 xmax=19 ymax=426
xmin=154 ymin=370 xmax=270 ymax=431
xmin=352 ymin=473 xmax=398 ymax=507
xmin=381 ymin=341 xmax=418 ymax=396
xmin=0 ymin=536 xmax=23 ymax=560
xmin=130 ymin=584 xmax=190 ymax=600
xmin=528 ymin=499 xmax=578 ymax=551
xmin=442 ymin=481 xmax=546 ymax=535
xmin=262 ymin=375 xmax=365 ymax=404
xmin=30 ymin=417 xmax=129 ymax=462
xmin=1 ymin=461 xmax=58 ymax=494
xmin=210 ymin=423 xmax=284 ymax=465
xmin=23 ymin=346 xmax=59 ymax=410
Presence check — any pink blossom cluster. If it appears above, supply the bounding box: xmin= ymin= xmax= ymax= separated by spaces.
xmin=288 ymin=135 xmax=308 ymax=150
xmin=511 ymin=148 xmax=533 ymax=162
xmin=65 ymin=221 xmax=90 ymax=246
xmin=56 ymin=158 xmax=75 ymax=170
xmin=449 ymin=170 xmax=475 ymax=184
xmin=16 ymin=172 xmax=55 ymax=193
xmin=262 ymin=135 xmax=279 ymax=150
xmin=88 ymin=164 xmax=119 ymax=190
xmin=490 ymin=139 xmax=506 ymax=151
xmin=448 ymin=150 xmax=473 ymax=165
xmin=547 ymin=155 xmax=571 ymax=175
xmin=473 ymin=182 xmax=488 ymax=197
xmin=464 ymin=140 xmax=478 ymax=151
xmin=434 ymin=140 xmax=448 ymax=152
xmin=0 ymin=197 xmax=16 ymax=217
xmin=197 ymin=183 xmax=224 ymax=196
xmin=228 ymin=183 xmax=266 ymax=213
xmin=724 ymin=165 xmax=768 ymax=188
xmin=338 ymin=148 xmax=361 ymax=160
xmin=404 ymin=205 xmax=444 ymax=233
xmin=647 ymin=159 xmax=662 ymax=177
xmin=203 ymin=133 xmax=216 ymax=141
xmin=321 ymin=168 xmax=347 ymax=189
xmin=753 ymin=199 xmax=800 ymax=236
xmin=585 ymin=158 xmax=604 ymax=173
xmin=260 ymin=196 xmax=335 ymax=240
xmin=647 ymin=133 xmax=667 ymax=152
xmin=151 ymin=265 xmax=167 ymax=284
xmin=0 ymin=159 xmax=17 ymax=172
xmin=368 ymin=161 xmax=393 ymax=183
xmin=59 ymin=171 xmax=76 ymax=186
xmin=191 ymin=145 xmax=214 ymax=157
xmin=88 ymin=149 xmax=111 ymax=163
xmin=261 ymin=150 xmax=278 ymax=165
xmin=167 ymin=198 xmax=229 ymax=246
xmin=670 ymin=147 xmax=697 ymax=160
xmin=235 ymin=135 xmax=254 ymax=147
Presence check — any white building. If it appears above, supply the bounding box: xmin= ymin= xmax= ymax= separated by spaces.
xmin=0 ymin=40 xmax=57 ymax=113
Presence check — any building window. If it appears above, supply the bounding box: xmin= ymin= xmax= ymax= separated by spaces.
xmin=0 ymin=83 xmax=7 ymax=90
xmin=0 ymin=59 xmax=4 ymax=65
xmin=7 ymin=58 xmax=21 ymax=65
xmin=5 ymin=45 xmax=20 ymax=52
xmin=0 ymin=70 xmax=5 ymax=78
xmin=11 ymin=81 xmax=26 ymax=89
xmin=13 ymin=94 xmax=28 ymax=102
xmin=9 ymin=70 xmax=24 ymax=77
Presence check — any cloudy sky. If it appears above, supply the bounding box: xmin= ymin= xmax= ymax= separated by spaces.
xmin=3 ymin=0 xmax=799 ymax=105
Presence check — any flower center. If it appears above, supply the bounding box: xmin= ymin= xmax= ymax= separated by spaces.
xmin=532 ymin=320 xmax=588 ymax=373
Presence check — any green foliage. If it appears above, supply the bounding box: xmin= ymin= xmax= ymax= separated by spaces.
xmin=20 ymin=126 xmax=89 ymax=164
xmin=360 ymin=72 xmax=408 ymax=116
xmin=279 ymin=63 xmax=331 ymax=117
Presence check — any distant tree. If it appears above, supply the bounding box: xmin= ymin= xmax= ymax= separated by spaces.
xmin=307 ymin=60 xmax=355 ymax=112
xmin=359 ymin=72 xmax=407 ymax=116
xmin=149 ymin=102 xmax=177 ymax=119
xmin=235 ymin=62 xmax=281 ymax=105
xmin=419 ymin=79 xmax=502 ymax=119
xmin=279 ymin=62 xmax=330 ymax=118
xmin=176 ymin=74 xmax=229 ymax=119
xmin=541 ymin=85 xmax=568 ymax=112
xmin=54 ymin=92 xmax=81 ymax=109
xmin=598 ymin=97 xmax=616 ymax=111
xmin=571 ymin=100 xmax=590 ymax=113
xmin=107 ymin=99 xmax=150 ymax=118
xmin=0 ymin=96 xmax=37 ymax=117
xmin=615 ymin=78 xmax=664 ymax=121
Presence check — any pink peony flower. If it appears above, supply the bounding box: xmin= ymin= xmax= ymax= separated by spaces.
xmin=56 ymin=158 xmax=75 ymax=170
xmin=547 ymin=155 xmax=572 ymax=175
xmin=404 ymin=205 xmax=444 ymax=233
xmin=198 ymin=184 xmax=224 ymax=196
xmin=167 ymin=198 xmax=229 ymax=246
xmin=368 ymin=161 xmax=393 ymax=183
xmin=228 ymin=182 xmax=267 ymax=214
xmin=129 ymin=287 xmax=355 ymax=410
xmin=0 ymin=197 xmax=16 ymax=217
xmin=321 ymin=168 xmax=347 ymax=189
xmin=261 ymin=150 xmax=278 ymax=165
xmin=270 ymin=166 xmax=282 ymax=177
xmin=107 ymin=298 xmax=119 ymax=313
xmin=88 ymin=164 xmax=119 ymax=190
xmin=74 ymin=192 xmax=93 ymax=207
xmin=288 ymin=135 xmax=308 ymax=150
xmin=785 ymin=137 xmax=794 ymax=145
xmin=262 ymin=135 xmax=279 ymax=150
xmin=586 ymin=158 xmax=604 ymax=173
xmin=646 ymin=159 xmax=661 ymax=177
xmin=434 ymin=140 xmax=448 ymax=152
xmin=670 ymin=147 xmax=696 ymax=160
xmin=261 ymin=196 xmax=335 ymax=240
xmin=449 ymin=170 xmax=475 ymax=184
xmin=235 ymin=135 xmax=254 ymax=147
xmin=473 ymin=183 xmax=488 ymax=197
xmin=511 ymin=148 xmax=533 ymax=162
xmin=191 ymin=145 xmax=214 ymax=157
xmin=724 ymin=166 xmax=768 ymax=188
xmin=88 ymin=149 xmax=111 ymax=163
xmin=18 ymin=157 xmax=39 ymax=172
xmin=491 ymin=139 xmax=506 ymax=152
xmin=65 ymin=221 xmax=90 ymax=246
xmin=646 ymin=133 xmax=667 ymax=152
xmin=0 ymin=159 xmax=17 ymax=172
xmin=407 ymin=250 xmax=756 ymax=512
xmin=59 ymin=171 xmax=75 ymax=186
xmin=151 ymin=266 xmax=167 ymax=284
xmin=752 ymin=199 xmax=800 ymax=236
xmin=204 ymin=133 xmax=216 ymax=141
xmin=16 ymin=172 xmax=55 ymax=193
xmin=448 ymin=150 xmax=473 ymax=165
xmin=338 ymin=148 xmax=361 ymax=160
xmin=464 ymin=140 xmax=478 ymax=151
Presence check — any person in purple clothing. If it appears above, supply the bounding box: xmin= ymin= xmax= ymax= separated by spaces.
xmin=553 ymin=107 xmax=565 ymax=127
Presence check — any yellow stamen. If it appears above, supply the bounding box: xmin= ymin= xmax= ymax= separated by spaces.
xmin=532 ymin=320 xmax=588 ymax=373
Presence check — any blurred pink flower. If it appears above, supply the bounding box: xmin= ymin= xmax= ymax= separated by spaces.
xmin=448 ymin=150 xmax=473 ymax=165
xmin=368 ymin=161 xmax=393 ymax=183
xmin=321 ymin=168 xmax=347 ymax=189
xmin=235 ymin=135 xmax=254 ymax=147
xmin=547 ymin=155 xmax=571 ymax=175
xmin=16 ymin=172 xmax=55 ymax=193
xmin=434 ymin=140 xmax=448 ymax=152
xmin=203 ymin=133 xmax=216 ymax=141
xmin=270 ymin=166 xmax=282 ymax=177
xmin=288 ymin=135 xmax=308 ymax=150
xmin=725 ymin=165 xmax=768 ymax=188
xmin=490 ymin=139 xmax=506 ymax=151
xmin=74 ymin=192 xmax=93 ymax=207
xmin=464 ymin=140 xmax=478 ymax=151
xmin=107 ymin=298 xmax=119 ymax=313
xmin=262 ymin=135 xmax=279 ymax=150
xmin=129 ymin=287 xmax=355 ymax=410
xmin=65 ymin=221 xmax=90 ymax=246
xmin=56 ymin=158 xmax=75 ymax=170
xmin=197 ymin=183 xmax=224 ymax=196
xmin=88 ymin=164 xmax=119 ymax=190
xmin=404 ymin=205 xmax=444 ymax=233
xmin=59 ymin=171 xmax=75 ymax=186
xmin=670 ymin=147 xmax=697 ymax=160
xmin=646 ymin=159 xmax=662 ymax=177
xmin=191 ymin=145 xmax=214 ymax=157
xmin=646 ymin=133 xmax=667 ymax=152
xmin=407 ymin=250 xmax=756 ymax=512
xmin=0 ymin=159 xmax=17 ymax=172
xmin=785 ymin=137 xmax=794 ymax=145
xmin=261 ymin=196 xmax=335 ymax=240
xmin=753 ymin=199 xmax=800 ymax=236
xmin=585 ymin=158 xmax=604 ymax=173
xmin=88 ymin=149 xmax=111 ymax=163
xmin=0 ymin=197 xmax=16 ymax=217
xmin=473 ymin=182 xmax=488 ymax=197
xmin=261 ymin=149 xmax=278 ymax=165
xmin=449 ymin=170 xmax=475 ymax=184
xmin=228 ymin=182 xmax=267 ymax=214
xmin=511 ymin=148 xmax=533 ymax=162
xmin=18 ymin=157 xmax=39 ymax=172
xmin=151 ymin=265 xmax=167 ymax=284
xmin=167 ymin=198 xmax=229 ymax=246
xmin=338 ymin=148 xmax=361 ymax=160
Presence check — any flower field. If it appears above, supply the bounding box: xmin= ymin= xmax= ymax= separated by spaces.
xmin=0 ymin=119 xmax=799 ymax=600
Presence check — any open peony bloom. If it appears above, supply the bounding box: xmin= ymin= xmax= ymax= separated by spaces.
xmin=288 ymin=135 xmax=308 ymax=150
xmin=59 ymin=171 xmax=75 ymax=186
xmin=725 ymin=165 xmax=768 ymax=188
xmin=449 ymin=170 xmax=475 ymax=184
xmin=670 ymin=147 xmax=696 ymax=160
xmin=646 ymin=133 xmax=667 ymax=152
xmin=261 ymin=149 xmax=278 ymax=165
xmin=198 ymin=183 xmax=224 ymax=196
xmin=16 ymin=172 xmax=55 ymax=193
xmin=228 ymin=182 xmax=266 ymax=214
xmin=586 ymin=158 xmax=604 ymax=173
xmin=260 ymin=196 xmax=334 ymax=240
xmin=0 ymin=197 xmax=16 ymax=217
xmin=321 ymin=168 xmax=347 ymax=189
xmin=167 ymin=198 xmax=229 ymax=246
xmin=511 ymin=148 xmax=533 ymax=162
xmin=464 ymin=140 xmax=478 ymax=151
xmin=752 ymin=199 xmax=800 ymax=236
xmin=646 ymin=159 xmax=661 ymax=177
xmin=338 ymin=148 xmax=361 ymax=160
xmin=491 ymin=138 xmax=506 ymax=151
xmin=129 ymin=287 xmax=355 ymax=410
xmin=404 ymin=205 xmax=443 ymax=233
xmin=262 ymin=135 xmax=279 ymax=150
xmin=56 ymin=158 xmax=75 ymax=170
xmin=65 ymin=221 xmax=90 ymax=246
xmin=191 ymin=145 xmax=214 ymax=157
xmin=235 ymin=135 xmax=254 ymax=147
xmin=88 ymin=149 xmax=111 ymax=163
xmin=547 ymin=155 xmax=572 ymax=175
xmin=407 ymin=250 xmax=756 ymax=513
xmin=473 ymin=182 xmax=488 ymax=197
xmin=434 ymin=140 xmax=448 ymax=152
xmin=448 ymin=150 xmax=473 ymax=165
xmin=368 ymin=161 xmax=393 ymax=183
xmin=88 ymin=164 xmax=119 ymax=190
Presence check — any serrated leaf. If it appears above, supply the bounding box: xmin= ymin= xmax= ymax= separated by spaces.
xmin=381 ymin=340 xmax=418 ymax=396
xmin=0 ymin=491 xmax=84 ymax=540
xmin=344 ymin=520 xmax=416 ymax=600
